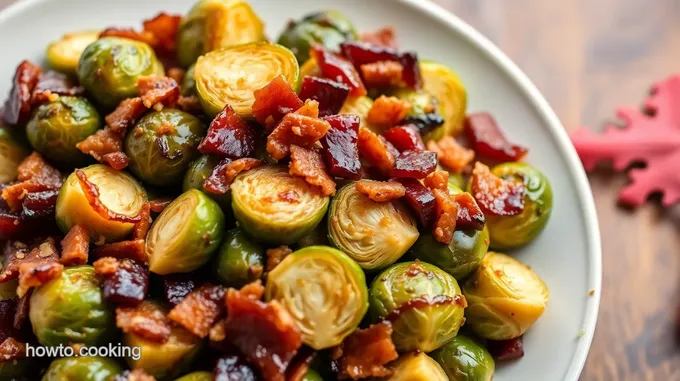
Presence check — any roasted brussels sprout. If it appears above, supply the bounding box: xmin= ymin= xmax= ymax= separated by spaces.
xmin=46 ymin=30 xmax=100 ymax=74
xmin=328 ymin=183 xmax=419 ymax=270
xmin=175 ymin=372 xmax=213 ymax=381
xmin=266 ymin=246 xmax=368 ymax=349
xmin=431 ymin=335 xmax=495 ymax=381
xmin=26 ymin=96 xmax=101 ymax=166
xmin=486 ymin=163 xmax=553 ymax=249
xmin=339 ymin=96 xmax=377 ymax=132
xmin=369 ymin=262 xmax=465 ymax=352
xmin=147 ymin=189 xmax=225 ymax=275
xmin=56 ymin=164 xmax=147 ymax=241
xmin=182 ymin=64 xmax=197 ymax=96
xmin=462 ymin=252 xmax=549 ymax=340
xmin=420 ymin=60 xmax=467 ymax=138
xmin=231 ymin=165 xmax=329 ymax=245
xmin=0 ymin=126 xmax=29 ymax=183
xmin=194 ymin=42 xmax=299 ymax=116
xmin=125 ymin=109 xmax=206 ymax=186
xmin=277 ymin=10 xmax=357 ymax=63
xmin=41 ymin=356 xmax=123 ymax=381
xmin=30 ymin=265 xmax=115 ymax=347
xmin=383 ymin=353 xmax=448 ymax=381
xmin=177 ymin=0 xmax=265 ymax=68
xmin=124 ymin=301 xmax=203 ymax=379
xmin=77 ymin=37 xmax=164 ymax=108
xmin=215 ymin=228 xmax=265 ymax=288
xmin=182 ymin=154 xmax=231 ymax=208
xmin=301 ymin=369 xmax=324 ymax=381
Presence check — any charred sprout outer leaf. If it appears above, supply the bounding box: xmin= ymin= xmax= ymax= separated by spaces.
xmin=214 ymin=228 xmax=265 ymax=288
xmin=420 ymin=60 xmax=467 ymax=139
xmin=41 ymin=356 xmax=123 ymax=381
xmin=430 ymin=335 xmax=495 ymax=381
xmin=45 ymin=30 xmax=100 ymax=74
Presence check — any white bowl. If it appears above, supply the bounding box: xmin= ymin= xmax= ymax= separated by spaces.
xmin=0 ymin=0 xmax=602 ymax=379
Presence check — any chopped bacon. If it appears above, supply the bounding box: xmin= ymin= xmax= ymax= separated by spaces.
xmin=142 ymin=12 xmax=182 ymax=55
xmin=470 ymin=162 xmax=526 ymax=216
xmin=198 ymin=104 xmax=257 ymax=159
xmin=137 ymin=76 xmax=180 ymax=108
xmin=360 ymin=61 xmax=404 ymax=88
xmin=204 ymin=158 xmax=263 ymax=195
xmin=427 ymin=137 xmax=475 ymax=173
xmin=0 ymin=199 xmax=26 ymax=241
xmin=17 ymin=261 xmax=63 ymax=297
xmin=383 ymin=124 xmax=425 ymax=152
xmin=177 ymin=95 xmax=203 ymax=114
xmin=267 ymin=102 xmax=331 ymax=160
xmin=105 ymin=97 xmax=146 ymax=134
xmin=168 ymin=284 xmax=226 ymax=338
xmin=163 ymin=275 xmax=196 ymax=306
xmin=391 ymin=150 xmax=437 ymax=178
xmin=240 ymin=280 xmax=265 ymax=301
xmin=432 ymin=188 xmax=457 ymax=244
xmin=289 ymin=145 xmax=336 ymax=196
xmin=298 ymin=76 xmax=350 ymax=117
xmin=286 ymin=348 xmax=317 ymax=381
xmin=252 ymin=75 xmax=303 ymax=131
xmin=19 ymin=189 xmax=58 ymax=220
xmin=76 ymin=128 xmax=125 ymax=165
xmin=75 ymin=169 xmax=142 ymax=223
xmin=13 ymin=290 xmax=29 ymax=332
xmin=102 ymin=152 xmax=130 ymax=170
xmin=452 ymin=192 xmax=486 ymax=230
xmin=311 ymin=46 xmax=367 ymax=97
xmin=31 ymin=71 xmax=85 ymax=104
xmin=132 ymin=203 xmax=151 ymax=240
xmin=465 ymin=113 xmax=527 ymax=162
xmin=321 ymin=114 xmax=362 ymax=180
xmin=332 ymin=321 xmax=398 ymax=380
xmin=397 ymin=178 xmax=436 ymax=228
xmin=1 ymin=181 xmax=47 ymax=213
xmin=214 ymin=354 xmax=259 ymax=381
xmin=93 ymin=257 xmax=120 ymax=277
xmin=149 ymin=197 xmax=173 ymax=213
xmin=0 ymin=337 xmax=26 ymax=363
xmin=2 ymin=152 xmax=63 ymax=214
xmin=355 ymin=180 xmax=405 ymax=202
xmin=60 ymin=225 xmax=90 ymax=266
xmin=16 ymin=152 xmax=61 ymax=185
xmin=100 ymin=28 xmax=156 ymax=46
xmin=423 ymin=170 xmax=449 ymax=192
xmin=102 ymin=258 xmax=149 ymax=305
xmin=340 ymin=41 xmax=422 ymax=89
xmin=359 ymin=26 xmax=398 ymax=48
xmin=92 ymin=239 xmax=147 ymax=263
xmin=2 ymin=60 xmax=41 ymax=125
xmin=266 ymin=246 xmax=292 ymax=272
xmin=366 ymin=95 xmax=411 ymax=129
xmin=166 ymin=67 xmax=185 ymax=84
xmin=0 ymin=237 xmax=59 ymax=283
xmin=116 ymin=301 xmax=172 ymax=343
xmin=112 ymin=369 xmax=158 ymax=381
xmin=357 ymin=128 xmax=397 ymax=176
xmin=488 ymin=336 xmax=525 ymax=361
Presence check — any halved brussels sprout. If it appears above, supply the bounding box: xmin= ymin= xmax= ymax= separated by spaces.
xmin=182 ymin=154 xmax=231 ymax=210
xmin=194 ymin=42 xmax=299 ymax=116
xmin=175 ymin=372 xmax=213 ymax=381
xmin=421 ymin=60 xmax=467 ymax=138
xmin=339 ymin=96 xmax=377 ymax=132
xmin=124 ymin=301 xmax=203 ymax=379
xmin=56 ymin=164 xmax=147 ymax=241
xmin=182 ymin=64 xmax=197 ymax=96
xmin=147 ymin=189 xmax=225 ymax=275
xmin=369 ymin=262 xmax=465 ymax=352
xmin=46 ymin=30 xmax=100 ymax=74
xmin=177 ymin=0 xmax=265 ymax=68
xmin=30 ymin=265 xmax=115 ymax=347
xmin=26 ymin=96 xmax=101 ymax=166
xmin=0 ymin=126 xmax=29 ymax=183
xmin=487 ymin=163 xmax=553 ymax=249
xmin=462 ymin=252 xmax=549 ymax=340
xmin=430 ymin=335 xmax=495 ymax=381
xmin=125 ymin=109 xmax=206 ymax=186
xmin=277 ymin=10 xmax=358 ymax=63
xmin=77 ymin=37 xmax=164 ymax=108
xmin=383 ymin=353 xmax=448 ymax=381
xmin=42 ymin=356 xmax=123 ymax=381
xmin=215 ymin=228 xmax=265 ymax=288
xmin=231 ymin=165 xmax=329 ymax=245
xmin=266 ymin=246 xmax=368 ymax=350
xmin=328 ymin=183 xmax=419 ymax=270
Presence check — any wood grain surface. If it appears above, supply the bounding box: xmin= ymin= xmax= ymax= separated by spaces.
xmin=1 ymin=0 xmax=678 ymax=379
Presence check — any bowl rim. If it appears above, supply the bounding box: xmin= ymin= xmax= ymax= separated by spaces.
xmin=0 ymin=0 xmax=602 ymax=379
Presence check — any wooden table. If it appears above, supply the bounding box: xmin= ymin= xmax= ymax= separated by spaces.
xmin=2 ymin=0 xmax=678 ymax=379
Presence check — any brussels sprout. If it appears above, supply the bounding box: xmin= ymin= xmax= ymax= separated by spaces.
xmin=26 ymin=96 xmax=101 ymax=166
xmin=462 ymin=252 xmax=549 ymax=340
xmin=46 ymin=30 xmax=100 ymax=74
xmin=215 ymin=228 xmax=265 ymax=288
xmin=41 ymin=356 xmax=123 ymax=381
xmin=421 ymin=60 xmax=467 ymax=138
xmin=0 ymin=126 xmax=29 ymax=183
xmin=147 ymin=189 xmax=225 ymax=275
xmin=182 ymin=154 xmax=231 ymax=208
xmin=177 ymin=0 xmax=265 ymax=68
xmin=339 ymin=96 xmax=378 ymax=132
xmin=231 ymin=165 xmax=329 ymax=245
xmin=30 ymin=265 xmax=115 ymax=347
xmin=56 ymin=164 xmax=147 ymax=242
xmin=369 ymin=262 xmax=465 ymax=352
xmin=430 ymin=335 xmax=495 ymax=381
xmin=77 ymin=37 xmax=164 ymax=108
xmin=175 ymin=372 xmax=213 ymax=381
xmin=124 ymin=301 xmax=203 ymax=379
xmin=266 ymin=246 xmax=368 ymax=349
xmin=125 ymin=109 xmax=206 ymax=186
xmin=328 ymin=183 xmax=419 ymax=270
xmin=301 ymin=369 xmax=324 ymax=381
xmin=182 ymin=64 xmax=197 ymax=96
xmin=392 ymin=89 xmax=438 ymax=117
xmin=194 ymin=42 xmax=299 ymax=116
xmin=382 ymin=353 xmax=448 ymax=381
xmin=277 ymin=10 xmax=357 ymax=63
xmin=0 ymin=358 xmax=29 ymax=381
xmin=486 ymin=163 xmax=553 ymax=249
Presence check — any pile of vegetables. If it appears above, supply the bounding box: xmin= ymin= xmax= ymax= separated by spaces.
xmin=0 ymin=1 xmax=553 ymax=380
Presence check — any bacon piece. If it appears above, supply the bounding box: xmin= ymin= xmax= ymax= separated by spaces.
xmin=167 ymin=67 xmax=185 ymax=84
xmin=105 ymin=98 xmax=146 ymax=134
xmin=321 ymin=114 xmax=362 ymax=180
xmin=168 ymin=284 xmax=226 ymax=338
xmin=240 ymin=280 xmax=265 ymax=300
xmin=286 ymin=348 xmax=317 ymax=381
xmin=312 ymin=47 xmax=366 ymax=97
xmin=13 ymin=291 xmax=30 ymax=332
xmin=102 ymin=258 xmax=149 ymax=306
xmin=252 ymin=75 xmax=304 ymax=131
xmin=392 ymin=150 xmax=437 ymax=179
xmin=177 ymin=95 xmax=203 ymax=114
xmin=92 ymin=239 xmax=147 ymax=263
xmin=198 ymin=104 xmax=257 ymax=159
xmin=332 ymin=321 xmax=398 ymax=380
xmin=432 ymin=188 xmax=457 ymax=244
xmin=0 ymin=238 xmax=59 ymax=283
xmin=20 ymin=189 xmax=59 ymax=220
xmin=357 ymin=128 xmax=397 ymax=176
xmin=266 ymin=246 xmax=292 ymax=272
xmin=359 ymin=26 xmax=398 ymax=48
xmin=3 ymin=60 xmax=41 ymax=125
xmin=101 ymin=152 xmax=129 ymax=170
xmin=60 ymin=225 xmax=90 ymax=266
xmin=225 ymin=282 xmax=302 ymax=381
xmin=452 ymin=192 xmax=486 ymax=231
xmin=383 ymin=125 xmax=425 ymax=152
xmin=16 ymin=152 xmax=60 ymax=185
xmin=93 ymin=257 xmax=120 ymax=277
xmin=470 ymin=162 xmax=525 ymax=216
xmin=132 ymin=203 xmax=151 ymax=240
xmin=112 ymin=369 xmax=158 ymax=381
xmin=76 ymin=127 xmax=125 ymax=165
xmin=31 ymin=71 xmax=85 ymax=103
xmin=100 ymin=28 xmax=156 ymax=45
xmin=215 ymin=354 xmax=259 ymax=381
xmin=75 ymin=169 xmax=142 ymax=223
xmin=0 ymin=197 xmax=26 ymax=241
xmin=149 ymin=197 xmax=172 ymax=213
xmin=465 ymin=113 xmax=527 ymax=162
xmin=366 ymin=95 xmax=411 ymax=129
xmin=298 ymin=76 xmax=349 ymax=117
xmin=116 ymin=301 xmax=172 ymax=343
xmin=204 ymin=158 xmax=263 ymax=195
xmin=355 ymin=180 xmax=405 ymax=202
xmin=137 ymin=76 xmax=180 ymax=108
xmin=267 ymin=102 xmax=331 ymax=161
xmin=2 ymin=152 xmax=63 ymax=213
xmin=17 ymin=261 xmax=63 ymax=298
xmin=360 ymin=61 xmax=404 ymax=88
xmin=427 ymin=137 xmax=475 ymax=173
xmin=397 ymin=178 xmax=436 ymax=228
xmin=289 ymin=145 xmax=336 ymax=196
xmin=423 ymin=170 xmax=449 ymax=192
xmin=340 ymin=41 xmax=422 ymax=89
xmin=0 ymin=337 xmax=26 ymax=363
xmin=488 ymin=336 xmax=525 ymax=361
xmin=163 ymin=275 xmax=196 ymax=306
xmin=142 ymin=12 xmax=182 ymax=55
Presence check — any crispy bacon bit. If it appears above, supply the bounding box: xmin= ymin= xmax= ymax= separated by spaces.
xmin=3 ymin=60 xmax=41 ymax=125
xmin=102 ymin=258 xmax=149 ymax=306
xmin=177 ymin=95 xmax=203 ymax=114
xmin=116 ymin=301 xmax=172 ymax=343
xmin=156 ymin=121 xmax=175 ymax=136
xmin=204 ymin=158 xmax=263 ymax=195
xmin=397 ymin=178 xmax=436 ymax=228
xmin=383 ymin=124 xmax=425 ymax=152
xmin=106 ymin=98 xmax=146 ymax=134
xmin=93 ymin=257 xmax=120 ymax=277
xmin=167 ymin=67 xmax=185 ymax=84
xmin=17 ymin=261 xmax=63 ymax=297
xmin=267 ymin=103 xmax=331 ymax=161
xmin=138 ymin=76 xmax=180 ymax=108
xmin=340 ymin=41 xmax=422 ymax=89
xmin=289 ymin=145 xmax=336 ymax=196
xmin=113 ymin=369 xmax=158 ymax=381
xmin=2 ymin=153 xmax=63 ymax=213
xmin=142 ymin=13 xmax=182 ymax=55
xmin=286 ymin=348 xmax=317 ymax=381
xmin=75 ymin=169 xmax=142 ymax=223
xmin=266 ymin=246 xmax=292 ymax=272
xmin=470 ymin=162 xmax=526 ymax=216
xmin=360 ymin=61 xmax=404 ymax=88
xmin=392 ymin=150 xmax=437 ymax=178
xmin=452 ymin=192 xmax=486 ymax=230
xmin=60 ymin=225 xmax=90 ymax=266
xmin=321 ymin=114 xmax=362 ymax=180
xmin=355 ymin=180 xmax=405 ymax=202
xmin=31 ymin=71 xmax=85 ymax=104
xmin=357 ymin=128 xmax=397 ymax=176
xmin=0 ymin=238 xmax=59 ymax=283
xmin=240 ymin=280 xmax=265 ymax=301
xmin=333 ymin=321 xmax=398 ymax=380
xmin=215 ymin=354 xmax=259 ymax=381
xmin=465 ymin=113 xmax=528 ymax=162
xmin=360 ymin=26 xmax=398 ymax=48
xmin=163 ymin=275 xmax=196 ymax=306
xmin=102 ymin=152 xmax=130 ymax=170
xmin=100 ymin=28 xmax=156 ymax=46
xmin=14 ymin=291 xmax=30 ymax=331
xmin=168 ymin=284 xmax=226 ymax=338
xmin=198 ymin=104 xmax=257 ymax=159
xmin=0 ymin=337 xmax=26 ymax=362
xmin=16 ymin=152 xmax=61 ymax=185
xmin=366 ymin=95 xmax=411 ymax=129
xmin=423 ymin=170 xmax=449 ymax=192
xmin=427 ymin=137 xmax=475 ymax=173
xmin=92 ymin=239 xmax=147 ymax=263
xmin=132 ymin=203 xmax=151 ymax=240
xmin=432 ymin=188 xmax=457 ymax=244
xmin=312 ymin=46 xmax=366 ymax=97
xmin=298 ymin=76 xmax=350 ymax=117
xmin=0 ymin=199 xmax=25 ymax=241
xmin=19 ymin=189 xmax=59 ymax=220
xmin=488 ymin=336 xmax=525 ymax=361
xmin=252 ymin=75 xmax=304 ymax=131
xmin=149 ymin=197 xmax=172 ymax=213
xmin=76 ymin=128 xmax=125 ymax=164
